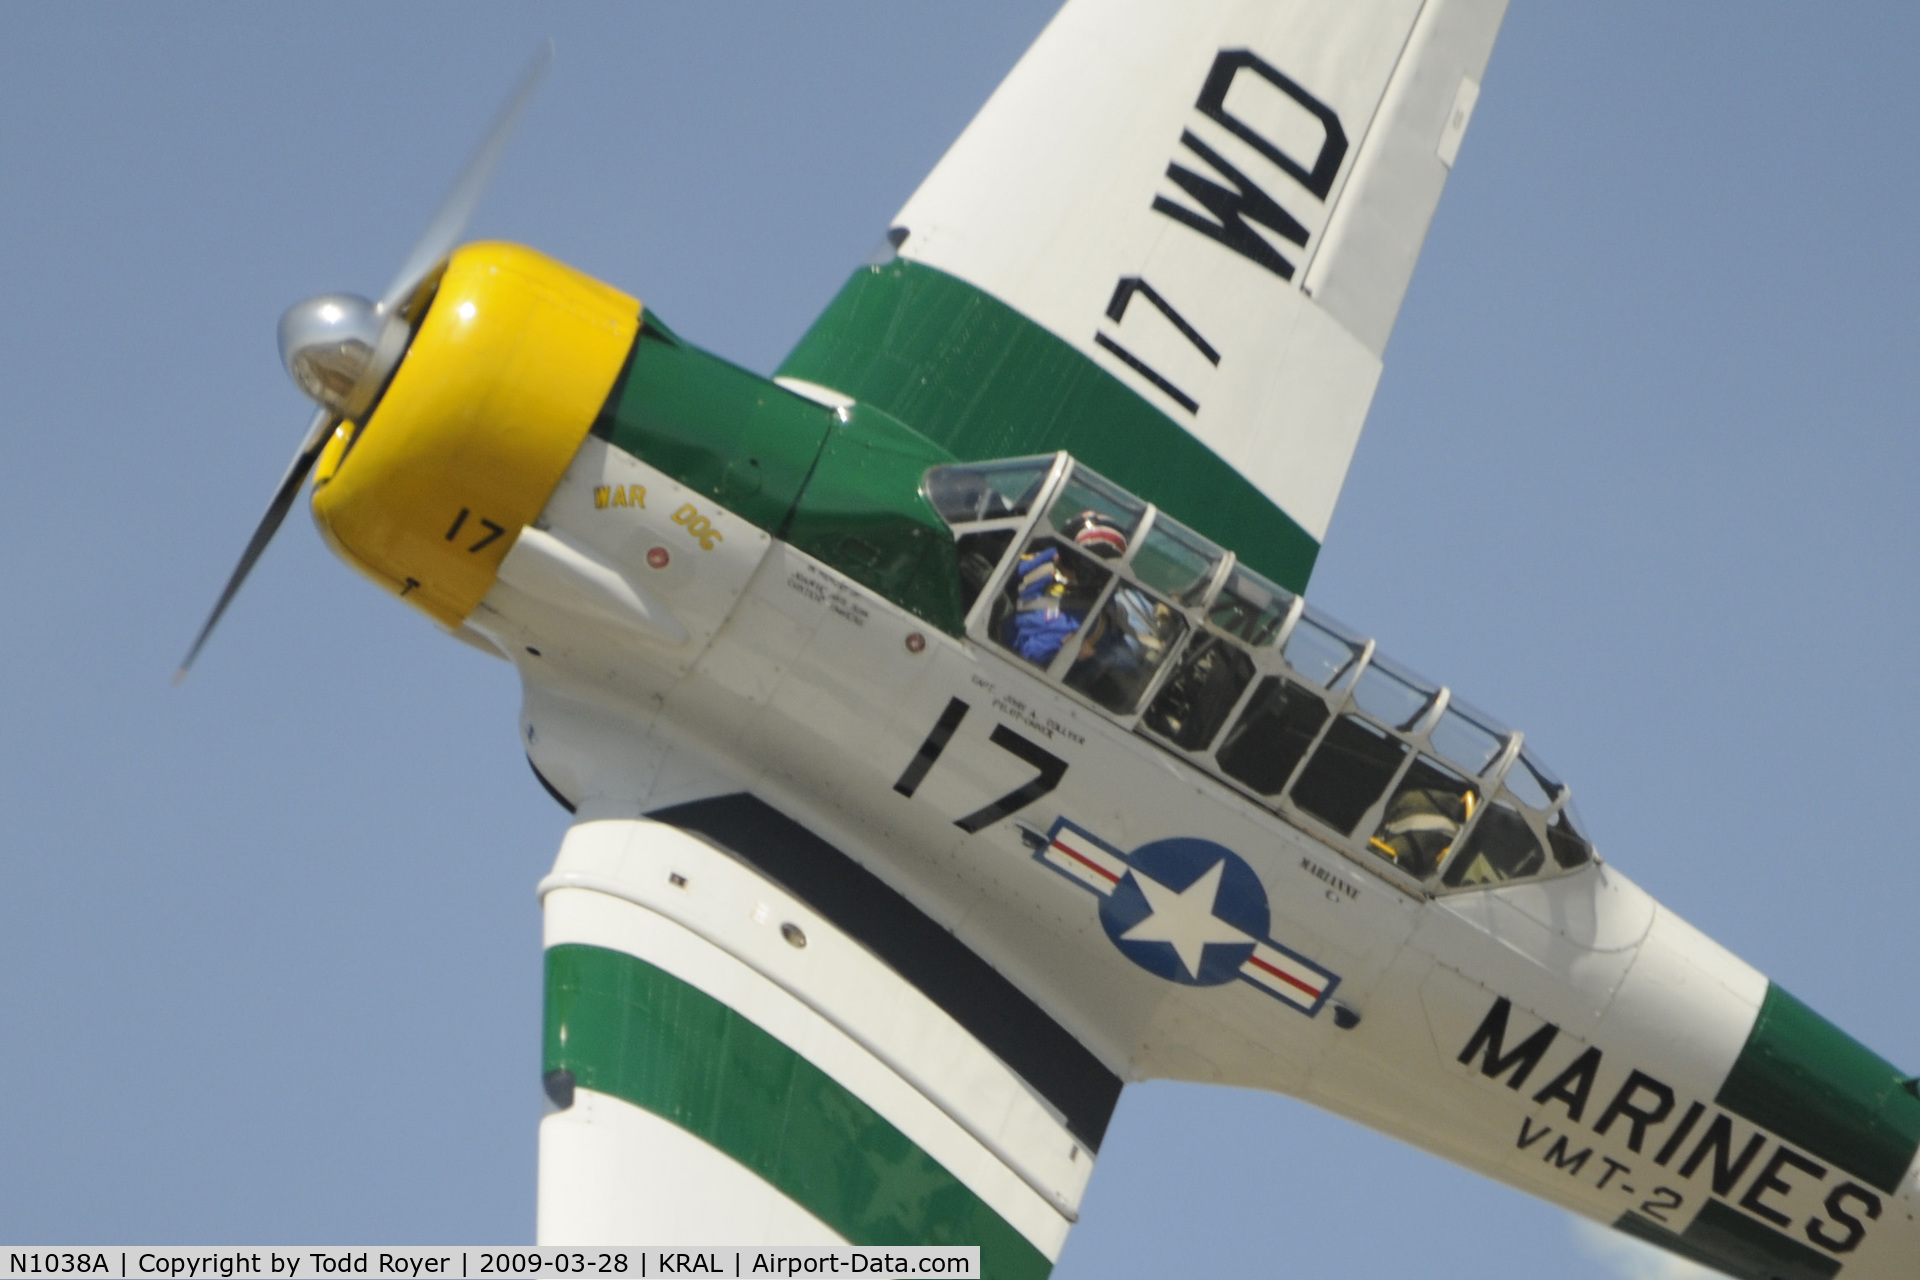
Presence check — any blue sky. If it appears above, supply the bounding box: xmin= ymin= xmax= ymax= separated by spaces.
xmin=1 ymin=4 xmax=1915 ymax=1277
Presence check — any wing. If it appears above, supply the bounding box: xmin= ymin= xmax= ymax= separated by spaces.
xmin=780 ymin=0 xmax=1510 ymax=590
xmin=535 ymin=805 xmax=1113 ymax=1268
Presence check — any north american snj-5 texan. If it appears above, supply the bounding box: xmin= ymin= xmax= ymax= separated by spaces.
xmin=179 ymin=3 xmax=1920 ymax=1276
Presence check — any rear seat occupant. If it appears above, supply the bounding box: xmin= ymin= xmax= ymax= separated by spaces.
xmin=1056 ymin=512 xmax=1185 ymax=713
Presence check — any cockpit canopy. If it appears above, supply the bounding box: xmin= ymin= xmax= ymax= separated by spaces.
xmin=925 ymin=454 xmax=1596 ymax=895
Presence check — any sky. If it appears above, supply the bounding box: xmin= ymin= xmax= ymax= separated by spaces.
xmin=1 ymin=3 xmax=1916 ymax=1277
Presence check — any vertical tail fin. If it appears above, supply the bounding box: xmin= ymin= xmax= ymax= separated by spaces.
xmin=782 ymin=0 xmax=1510 ymax=589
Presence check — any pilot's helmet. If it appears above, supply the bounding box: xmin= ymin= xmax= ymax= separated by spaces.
xmin=1062 ymin=510 xmax=1128 ymax=560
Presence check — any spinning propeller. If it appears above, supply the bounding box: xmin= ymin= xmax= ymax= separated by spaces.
xmin=176 ymin=41 xmax=554 ymax=681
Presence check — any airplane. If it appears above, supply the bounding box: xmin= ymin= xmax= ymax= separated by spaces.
xmin=165 ymin=2 xmax=1920 ymax=1280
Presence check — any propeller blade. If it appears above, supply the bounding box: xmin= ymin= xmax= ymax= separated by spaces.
xmin=175 ymin=407 xmax=340 ymax=682
xmin=379 ymin=38 xmax=554 ymax=315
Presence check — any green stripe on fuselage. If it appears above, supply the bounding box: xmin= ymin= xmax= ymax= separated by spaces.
xmin=778 ymin=259 xmax=1322 ymax=593
xmin=1617 ymin=1203 xmax=1840 ymax=1280
xmin=592 ymin=322 xmax=966 ymax=632
xmin=544 ymin=943 xmax=1051 ymax=1278
xmin=591 ymin=319 xmax=836 ymax=536
xmin=1718 ymin=984 xmax=1920 ymax=1195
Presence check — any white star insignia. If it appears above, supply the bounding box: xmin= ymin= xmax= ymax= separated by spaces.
xmin=1118 ymin=859 xmax=1252 ymax=979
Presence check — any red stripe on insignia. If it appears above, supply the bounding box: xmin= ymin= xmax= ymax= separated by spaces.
xmin=1248 ymin=953 xmax=1320 ymax=998
xmin=1055 ymin=840 xmax=1121 ymax=884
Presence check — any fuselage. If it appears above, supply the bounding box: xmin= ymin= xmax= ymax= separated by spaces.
xmin=313 ymin=241 xmax=1920 ymax=1278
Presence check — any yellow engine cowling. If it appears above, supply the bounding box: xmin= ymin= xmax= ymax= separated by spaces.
xmin=311 ymin=242 xmax=640 ymax=628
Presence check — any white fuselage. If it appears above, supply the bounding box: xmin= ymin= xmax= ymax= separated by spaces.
xmin=482 ymin=438 xmax=1917 ymax=1273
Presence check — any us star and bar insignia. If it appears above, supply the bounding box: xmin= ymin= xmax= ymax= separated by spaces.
xmin=1040 ymin=818 xmax=1339 ymax=1016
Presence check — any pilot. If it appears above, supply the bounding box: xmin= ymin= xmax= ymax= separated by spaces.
xmin=1371 ymin=786 xmax=1474 ymax=880
xmin=1002 ymin=511 xmax=1130 ymax=666
xmin=1056 ymin=513 xmax=1178 ymax=711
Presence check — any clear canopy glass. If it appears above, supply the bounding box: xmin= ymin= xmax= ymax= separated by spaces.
xmin=924 ymin=456 xmax=1054 ymax=525
xmin=930 ymin=455 xmax=1596 ymax=895
xmin=1283 ymin=613 xmax=1365 ymax=689
xmin=1209 ymin=566 xmax=1294 ymax=647
xmin=1429 ymin=698 xmax=1510 ymax=777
